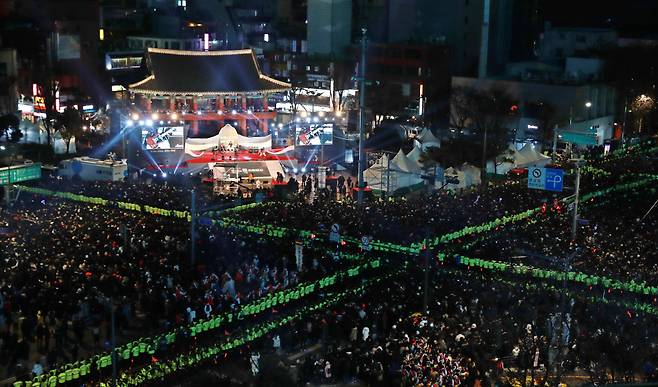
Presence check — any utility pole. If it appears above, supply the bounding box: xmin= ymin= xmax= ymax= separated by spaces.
xmin=4 ymin=166 xmax=10 ymax=208
xmin=621 ymin=96 xmax=628 ymax=144
xmin=552 ymin=124 xmax=559 ymax=159
xmin=190 ymin=188 xmax=196 ymax=266
xmin=386 ymin=155 xmax=391 ymax=196
xmin=357 ymin=28 xmax=367 ymax=204
xmin=570 ymin=159 xmax=584 ymax=240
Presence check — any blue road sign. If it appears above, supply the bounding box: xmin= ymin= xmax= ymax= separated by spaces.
xmin=544 ymin=168 xmax=564 ymax=192
xmin=528 ymin=167 xmax=563 ymax=192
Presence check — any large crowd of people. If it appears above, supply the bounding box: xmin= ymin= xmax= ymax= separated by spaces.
xmin=269 ymin=264 xmax=658 ymax=386
xmin=0 ymin=192 xmax=347 ymax=381
xmin=0 ymin=138 xmax=656 ymax=386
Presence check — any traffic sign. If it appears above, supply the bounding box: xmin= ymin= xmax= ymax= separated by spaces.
xmin=528 ymin=167 xmax=563 ymax=192
xmin=329 ymin=223 xmax=340 ymax=243
xmin=560 ymin=131 xmax=598 ymax=146
xmin=295 ymin=241 xmax=303 ymax=271
xmin=361 ymin=236 xmax=371 ymax=251
xmin=0 ymin=163 xmax=41 ymax=185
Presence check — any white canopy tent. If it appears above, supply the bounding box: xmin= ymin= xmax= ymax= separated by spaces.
xmin=406 ymin=145 xmax=425 ymax=169
xmin=487 ymin=143 xmax=551 ymax=174
xmin=364 ymin=150 xmax=424 ymax=193
xmin=391 ymin=149 xmax=420 ymax=173
xmin=415 ymin=128 xmax=441 ymax=150
xmin=444 ymin=163 xmax=481 ymax=190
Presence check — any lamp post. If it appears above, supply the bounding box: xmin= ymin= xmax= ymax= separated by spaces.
xmin=356 ymin=28 xmax=367 ymax=204
xmin=585 ymin=101 xmax=592 ymax=121
xmin=2 ymin=147 xmax=13 ymax=208
xmin=570 ymin=158 xmax=585 ymax=240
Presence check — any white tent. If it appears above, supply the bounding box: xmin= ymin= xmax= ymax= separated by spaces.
xmin=415 ymin=128 xmax=441 ymax=150
xmin=364 ymin=151 xmax=423 ymax=193
xmin=364 ymin=153 xmax=389 ymax=192
xmin=487 ymin=143 xmax=551 ymax=174
xmin=391 ymin=149 xmax=420 ymax=173
xmin=516 ymin=143 xmax=551 ymax=167
xmin=444 ymin=163 xmax=481 ymax=190
xmin=406 ymin=145 xmax=425 ymax=169
xmin=185 ymin=124 xmax=272 ymax=155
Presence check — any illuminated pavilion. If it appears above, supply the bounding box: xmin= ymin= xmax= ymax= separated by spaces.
xmin=129 ymin=48 xmax=291 ymax=136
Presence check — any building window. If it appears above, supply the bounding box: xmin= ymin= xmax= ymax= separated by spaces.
xmin=314 ymin=65 xmax=319 ymax=72
xmin=305 ymin=65 xmax=311 ymax=71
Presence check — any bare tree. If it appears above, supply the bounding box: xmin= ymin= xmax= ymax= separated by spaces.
xmin=56 ymin=106 xmax=83 ymax=153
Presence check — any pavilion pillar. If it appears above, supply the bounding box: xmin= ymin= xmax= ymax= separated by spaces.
xmin=238 ymin=117 xmax=247 ymax=135
xmin=241 ymin=95 xmax=247 ymax=111
xmin=144 ymin=98 xmax=152 ymax=113
xmin=191 ymin=120 xmax=199 ymax=136
xmin=260 ymin=119 xmax=269 ymax=135
xmin=217 ymin=96 xmax=225 ymax=112
xmin=262 ymin=95 xmax=268 ymax=111
xmin=192 ymin=97 xmax=198 ymax=113
xmin=170 ymin=97 xmax=176 ymax=111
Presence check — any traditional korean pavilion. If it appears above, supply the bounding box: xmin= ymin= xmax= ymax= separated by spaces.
xmin=129 ymin=48 xmax=290 ymax=136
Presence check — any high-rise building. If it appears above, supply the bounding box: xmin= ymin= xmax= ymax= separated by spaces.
xmin=307 ymin=0 xmax=352 ymax=56
xmin=414 ymin=0 xmax=543 ymax=77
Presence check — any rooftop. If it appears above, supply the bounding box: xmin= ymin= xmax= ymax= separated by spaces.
xmin=129 ymin=48 xmax=290 ymax=96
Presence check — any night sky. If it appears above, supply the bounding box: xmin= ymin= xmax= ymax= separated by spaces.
xmin=545 ymin=0 xmax=658 ymax=35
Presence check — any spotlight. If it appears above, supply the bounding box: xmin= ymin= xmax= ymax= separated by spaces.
xmin=217 ymin=110 xmax=223 ymax=115
xmin=293 ymin=168 xmax=298 ymax=173
xmin=301 ymin=167 xmax=306 ymax=173
xmin=196 ymin=111 xmax=202 ymax=115
xmin=159 ymin=121 xmax=164 ymax=125
xmin=171 ymin=113 xmax=178 ymax=120
xmin=295 ymin=118 xmax=300 ymax=123
xmin=306 ymin=118 xmax=311 ymax=123
xmin=138 ymin=120 xmax=145 ymax=126
xmin=161 ymin=172 xmax=168 ymax=178
xmin=126 ymin=120 xmax=134 ymax=127
xmin=247 ymin=109 xmax=252 ymax=114
xmin=313 ymin=116 xmax=319 ymax=123
xmin=145 ymin=119 xmax=153 ymax=126
xmin=151 ymin=113 xmax=159 ymax=120
xmin=270 ymin=122 xmax=275 ymax=127
xmin=278 ymin=123 xmax=283 ymax=128
xmin=231 ymin=109 xmax=237 ymax=115
xmin=131 ymin=113 xmax=139 ymax=121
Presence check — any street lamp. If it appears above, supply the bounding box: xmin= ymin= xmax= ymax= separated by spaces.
xmin=570 ymin=158 xmax=586 ymax=240
xmin=585 ymin=101 xmax=592 ymax=120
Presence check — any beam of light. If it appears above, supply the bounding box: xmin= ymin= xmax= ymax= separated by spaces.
xmin=92 ymin=127 xmax=130 ymax=159
xmin=173 ymin=152 xmax=186 ymax=175
xmin=141 ymin=148 xmax=164 ymax=174
xmin=303 ymin=147 xmax=318 ymax=171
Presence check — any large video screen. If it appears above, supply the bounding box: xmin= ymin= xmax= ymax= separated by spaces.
xmin=295 ymin=123 xmax=333 ymax=146
xmin=141 ymin=126 xmax=184 ymax=152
